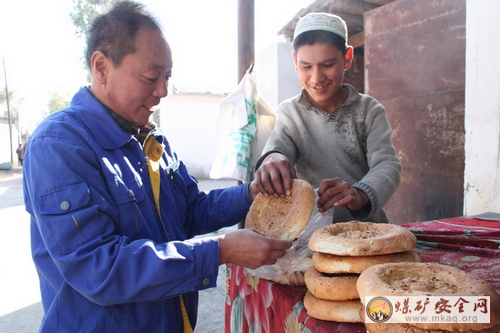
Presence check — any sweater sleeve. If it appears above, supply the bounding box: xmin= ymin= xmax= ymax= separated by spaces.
xmin=255 ymin=100 xmax=300 ymax=169
xmin=351 ymin=98 xmax=402 ymax=220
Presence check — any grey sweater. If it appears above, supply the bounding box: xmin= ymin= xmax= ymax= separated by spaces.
xmin=257 ymin=84 xmax=402 ymax=223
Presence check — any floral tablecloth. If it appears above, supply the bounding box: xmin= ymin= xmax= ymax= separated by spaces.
xmin=224 ymin=216 xmax=500 ymax=333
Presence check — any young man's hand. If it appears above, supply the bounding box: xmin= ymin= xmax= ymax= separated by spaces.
xmin=317 ymin=178 xmax=369 ymax=212
xmin=253 ymin=153 xmax=297 ymax=198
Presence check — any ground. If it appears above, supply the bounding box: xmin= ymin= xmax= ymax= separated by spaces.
xmin=0 ymin=166 xmax=23 ymax=180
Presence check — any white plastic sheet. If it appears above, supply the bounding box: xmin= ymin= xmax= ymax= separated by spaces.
xmin=210 ymin=68 xmax=276 ymax=182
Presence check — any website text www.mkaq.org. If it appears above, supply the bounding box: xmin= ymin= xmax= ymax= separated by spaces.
xmin=404 ymin=314 xmax=478 ymax=324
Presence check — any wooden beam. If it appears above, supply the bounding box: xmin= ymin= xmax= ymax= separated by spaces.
xmin=325 ymin=0 xmax=378 ymax=15
xmin=363 ymin=0 xmax=395 ymax=5
xmin=348 ymin=31 xmax=365 ymax=48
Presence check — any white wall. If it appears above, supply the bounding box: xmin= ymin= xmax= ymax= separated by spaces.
xmin=464 ymin=0 xmax=500 ymax=215
xmin=254 ymin=42 xmax=302 ymax=109
xmin=159 ymin=93 xmax=225 ymax=179
xmin=0 ymin=121 xmax=19 ymax=165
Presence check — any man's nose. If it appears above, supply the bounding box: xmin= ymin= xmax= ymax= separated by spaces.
xmin=311 ymin=67 xmax=324 ymax=83
xmin=153 ymin=78 xmax=168 ymax=98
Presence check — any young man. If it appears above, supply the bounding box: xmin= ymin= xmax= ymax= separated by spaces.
xmin=23 ymin=2 xmax=290 ymax=332
xmin=254 ymin=13 xmax=402 ymax=223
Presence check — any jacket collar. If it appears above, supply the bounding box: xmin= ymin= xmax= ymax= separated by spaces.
xmin=72 ymin=87 xmax=135 ymax=150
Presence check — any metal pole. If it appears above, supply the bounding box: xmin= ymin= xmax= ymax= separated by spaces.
xmin=2 ymin=57 xmax=13 ymax=165
xmin=237 ymin=0 xmax=255 ymax=228
xmin=237 ymin=0 xmax=255 ymax=82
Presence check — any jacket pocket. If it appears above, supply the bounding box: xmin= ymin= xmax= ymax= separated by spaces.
xmin=107 ymin=175 xmax=148 ymax=238
xmin=39 ymin=182 xmax=90 ymax=215
xmin=107 ymin=175 xmax=145 ymax=205
xmin=38 ymin=182 xmax=106 ymax=254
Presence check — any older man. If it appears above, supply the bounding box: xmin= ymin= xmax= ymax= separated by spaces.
xmin=23 ymin=2 xmax=290 ymax=332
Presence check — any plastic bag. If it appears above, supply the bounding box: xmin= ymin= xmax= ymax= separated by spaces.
xmin=249 ymin=190 xmax=334 ymax=280
xmin=209 ymin=68 xmax=276 ymax=182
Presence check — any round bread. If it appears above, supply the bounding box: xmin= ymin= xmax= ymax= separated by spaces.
xmin=303 ymin=291 xmax=363 ymax=323
xmin=360 ymin=307 xmax=500 ymax=333
xmin=271 ymin=256 xmax=313 ymax=286
xmin=357 ymin=262 xmax=500 ymax=331
xmin=304 ymin=266 xmax=359 ymax=301
xmin=245 ymin=179 xmax=315 ymax=241
xmin=313 ymin=251 xmax=420 ymax=274
xmin=308 ymin=221 xmax=417 ymax=256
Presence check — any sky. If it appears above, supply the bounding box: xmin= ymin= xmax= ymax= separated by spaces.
xmin=0 ymin=0 xmax=312 ymax=126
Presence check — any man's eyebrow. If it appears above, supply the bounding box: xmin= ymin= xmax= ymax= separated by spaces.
xmin=148 ymin=65 xmax=164 ymax=70
xmin=148 ymin=63 xmax=172 ymax=71
xmin=299 ymin=57 xmax=336 ymax=65
xmin=321 ymin=57 xmax=336 ymax=63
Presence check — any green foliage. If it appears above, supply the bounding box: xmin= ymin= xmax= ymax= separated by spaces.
xmin=44 ymin=92 xmax=71 ymax=117
xmin=0 ymin=90 xmax=23 ymax=119
xmin=69 ymin=0 xmax=127 ymax=79
xmin=70 ymin=0 xmax=122 ymax=40
xmin=0 ymin=90 xmax=6 ymax=104
xmin=0 ymin=90 xmax=13 ymax=104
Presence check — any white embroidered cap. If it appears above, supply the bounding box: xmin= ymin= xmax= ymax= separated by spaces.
xmin=293 ymin=12 xmax=348 ymax=42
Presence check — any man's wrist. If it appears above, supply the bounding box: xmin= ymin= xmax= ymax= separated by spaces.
xmin=217 ymin=235 xmax=227 ymax=265
xmin=254 ymin=150 xmax=285 ymax=170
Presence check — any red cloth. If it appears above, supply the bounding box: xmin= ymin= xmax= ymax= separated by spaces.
xmin=403 ymin=217 xmax=500 ymax=292
xmin=224 ymin=264 xmax=366 ymax=333
xmin=224 ymin=217 xmax=500 ymax=333
xmin=404 ymin=217 xmax=500 ymax=239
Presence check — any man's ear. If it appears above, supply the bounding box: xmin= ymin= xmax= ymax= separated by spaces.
xmin=344 ymin=46 xmax=354 ymax=71
xmin=90 ymin=51 xmax=109 ymax=84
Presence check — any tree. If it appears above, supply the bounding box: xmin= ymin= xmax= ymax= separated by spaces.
xmin=0 ymin=90 xmax=23 ymax=120
xmin=44 ymin=92 xmax=71 ymax=118
xmin=0 ymin=90 xmax=8 ymax=104
xmin=70 ymin=0 xmax=120 ymax=40
xmin=69 ymin=0 xmax=127 ymax=79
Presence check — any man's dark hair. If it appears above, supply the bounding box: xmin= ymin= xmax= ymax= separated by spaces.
xmin=293 ymin=30 xmax=347 ymax=55
xmin=85 ymin=1 xmax=163 ymax=69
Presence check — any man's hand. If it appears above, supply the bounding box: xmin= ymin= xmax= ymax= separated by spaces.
xmin=253 ymin=153 xmax=297 ymax=198
xmin=317 ymin=178 xmax=369 ymax=213
xmin=218 ymin=229 xmax=292 ymax=269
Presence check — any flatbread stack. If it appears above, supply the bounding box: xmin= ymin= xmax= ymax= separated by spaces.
xmin=303 ymin=221 xmax=420 ymax=323
xmin=245 ymin=179 xmax=316 ymax=285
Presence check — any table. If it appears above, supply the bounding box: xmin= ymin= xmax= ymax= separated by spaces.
xmin=224 ymin=216 xmax=500 ymax=333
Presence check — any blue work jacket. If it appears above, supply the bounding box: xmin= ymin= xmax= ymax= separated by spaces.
xmin=23 ymin=87 xmax=252 ymax=332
